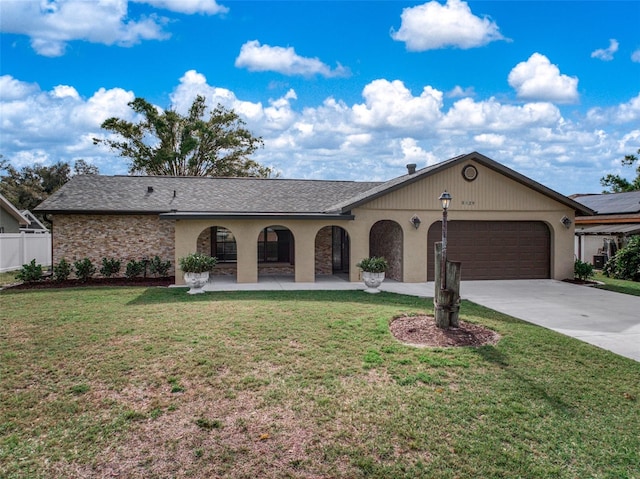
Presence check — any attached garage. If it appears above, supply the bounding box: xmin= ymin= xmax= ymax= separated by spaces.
xmin=427 ymin=221 xmax=551 ymax=280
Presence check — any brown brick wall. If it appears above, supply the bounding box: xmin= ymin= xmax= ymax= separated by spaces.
xmin=315 ymin=226 xmax=333 ymax=275
xmin=197 ymin=227 xmax=212 ymax=255
xmin=52 ymin=214 xmax=175 ymax=276
xmin=370 ymin=220 xmax=403 ymax=281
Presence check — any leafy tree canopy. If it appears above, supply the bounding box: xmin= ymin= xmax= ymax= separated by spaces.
xmin=0 ymin=157 xmax=98 ymax=212
xmin=93 ymin=95 xmax=271 ymax=178
xmin=600 ymin=149 xmax=640 ymax=193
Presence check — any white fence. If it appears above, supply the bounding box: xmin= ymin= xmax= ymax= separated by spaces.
xmin=0 ymin=232 xmax=52 ymax=272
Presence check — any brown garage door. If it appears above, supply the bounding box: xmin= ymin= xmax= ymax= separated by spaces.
xmin=427 ymin=221 xmax=550 ymax=280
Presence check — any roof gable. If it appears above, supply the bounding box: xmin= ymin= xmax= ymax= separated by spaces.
xmin=332 ymin=152 xmax=593 ymax=215
xmin=0 ymin=193 xmax=30 ymax=226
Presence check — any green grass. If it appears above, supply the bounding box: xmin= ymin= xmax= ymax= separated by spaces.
xmin=0 ymin=270 xmax=20 ymax=287
xmin=1 ymin=287 xmax=639 ymax=478
xmin=595 ymin=272 xmax=640 ymax=296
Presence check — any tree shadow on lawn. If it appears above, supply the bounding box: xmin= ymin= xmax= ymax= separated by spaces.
xmin=127 ymin=287 xmax=436 ymax=308
xmin=471 ymin=344 xmax=579 ymax=416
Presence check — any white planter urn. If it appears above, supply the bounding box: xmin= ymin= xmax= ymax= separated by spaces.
xmin=362 ymin=271 xmax=385 ymax=294
xmin=184 ymin=271 xmax=210 ymax=294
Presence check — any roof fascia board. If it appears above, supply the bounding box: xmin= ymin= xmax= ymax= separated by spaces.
xmin=36 ymin=209 xmax=164 ymax=215
xmin=159 ymin=212 xmax=355 ymax=221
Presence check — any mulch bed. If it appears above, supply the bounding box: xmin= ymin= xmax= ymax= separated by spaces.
xmin=390 ymin=314 xmax=501 ymax=348
xmin=3 ymin=276 xmax=175 ymax=290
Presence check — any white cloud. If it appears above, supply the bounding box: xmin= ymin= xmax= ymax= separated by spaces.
xmin=136 ymin=0 xmax=228 ymax=15
xmin=0 ymin=0 xmax=169 ymax=56
xmin=441 ymin=97 xmax=561 ymax=131
xmin=474 ymin=133 xmax=506 ymax=147
xmin=2 ymin=71 xmax=638 ymax=194
xmin=447 ymin=86 xmax=476 ymax=98
xmin=0 ymin=75 xmax=40 ymax=100
xmin=587 ymin=92 xmax=640 ymax=124
xmin=508 ymin=53 xmax=579 ymax=104
xmin=0 ymin=75 xmax=134 ymax=171
xmin=591 ymin=39 xmax=619 ymax=61
xmin=352 ymin=79 xmax=443 ymax=131
xmin=631 ymin=49 xmax=640 ymax=63
xmin=0 ymin=0 xmax=226 ymax=57
xmin=391 ymin=0 xmax=505 ymax=51
xmin=235 ymin=40 xmax=350 ymax=78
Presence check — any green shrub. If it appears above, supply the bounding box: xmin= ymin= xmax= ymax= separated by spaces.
xmin=178 ymin=252 xmax=217 ymax=273
xmin=574 ymin=258 xmax=594 ymax=282
xmin=100 ymin=258 xmax=122 ymax=278
xmin=74 ymin=258 xmax=97 ymax=282
xmin=356 ymin=256 xmax=388 ymax=273
xmin=603 ymin=236 xmax=640 ymax=281
xmin=125 ymin=259 xmax=145 ymax=279
xmin=149 ymin=256 xmax=171 ymax=277
xmin=15 ymin=259 xmax=43 ymax=283
xmin=53 ymin=258 xmax=72 ymax=282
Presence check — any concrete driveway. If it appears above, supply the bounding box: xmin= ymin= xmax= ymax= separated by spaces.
xmin=457 ymin=280 xmax=640 ymax=362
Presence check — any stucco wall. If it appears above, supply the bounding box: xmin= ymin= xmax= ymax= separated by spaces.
xmin=51 ymin=214 xmax=175 ymax=276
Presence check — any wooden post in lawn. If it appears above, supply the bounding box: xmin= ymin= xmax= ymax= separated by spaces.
xmin=434 ymin=242 xmax=462 ymax=328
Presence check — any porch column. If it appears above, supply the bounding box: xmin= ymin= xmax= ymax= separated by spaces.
xmin=235 ymin=224 xmax=258 ymax=283
xmin=294 ymin=226 xmax=316 ymax=283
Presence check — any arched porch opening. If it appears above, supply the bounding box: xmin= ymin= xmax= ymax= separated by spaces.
xmin=196 ymin=226 xmax=238 ymax=279
xmin=257 ymin=225 xmax=295 ymax=280
xmin=315 ymin=226 xmax=350 ymax=279
xmin=369 ymin=220 xmax=403 ymax=281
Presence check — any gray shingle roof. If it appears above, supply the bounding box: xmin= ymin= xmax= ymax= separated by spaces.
xmin=573 ymin=191 xmax=640 ymax=215
xmin=35 ymin=175 xmax=382 ymax=215
xmin=35 ymin=152 xmax=593 ymax=217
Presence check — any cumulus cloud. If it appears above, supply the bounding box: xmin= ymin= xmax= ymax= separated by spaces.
xmin=586 ymin=92 xmax=640 ymax=124
xmin=0 ymin=0 xmax=226 ymax=57
xmin=2 ymin=70 xmax=638 ymax=194
xmin=508 ymin=53 xmax=579 ymax=104
xmin=474 ymin=133 xmax=506 ymax=147
xmin=442 ymin=97 xmax=561 ymax=131
xmin=235 ymin=41 xmax=350 ymax=78
xmin=631 ymin=49 xmax=640 ymax=63
xmin=0 ymin=75 xmax=134 ymax=170
xmin=591 ymin=39 xmax=619 ymax=61
xmin=137 ymin=0 xmax=227 ymax=15
xmin=352 ymin=79 xmax=443 ymax=131
xmin=391 ymin=0 xmax=505 ymax=51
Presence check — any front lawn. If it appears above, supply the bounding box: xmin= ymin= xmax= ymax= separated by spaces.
xmin=1 ymin=287 xmax=638 ymax=478
xmin=595 ymin=271 xmax=640 ymax=296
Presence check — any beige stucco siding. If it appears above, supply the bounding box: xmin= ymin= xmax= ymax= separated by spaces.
xmin=349 ymin=160 xmax=576 ymax=281
xmin=173 ymin=219 xmax=358 ymax=284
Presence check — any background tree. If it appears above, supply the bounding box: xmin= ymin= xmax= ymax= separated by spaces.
xmin=0 ymin=158 xmax=98 ymax=213
xmin=600 ymin=149 xmax=640 ymax=193
xmin=94 ymin=95 xmax=271 ymax=177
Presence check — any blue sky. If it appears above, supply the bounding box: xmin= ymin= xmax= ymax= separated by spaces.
xmin=1 ymin=0 xmax=639 ymax=195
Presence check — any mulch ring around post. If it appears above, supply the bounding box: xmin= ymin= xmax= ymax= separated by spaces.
xmin=389 ymin=314 xmax=501 ymax=348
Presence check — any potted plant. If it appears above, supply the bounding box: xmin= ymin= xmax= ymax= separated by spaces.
xmin=178 ymin=252 xmax=218 ymax=294
xmin=356 ymin=256 xmax=388 ymax=293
